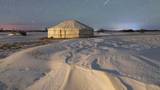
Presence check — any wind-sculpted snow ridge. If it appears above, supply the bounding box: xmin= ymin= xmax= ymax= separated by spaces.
xmin=0 ymin=35 xmax=160 ymax=90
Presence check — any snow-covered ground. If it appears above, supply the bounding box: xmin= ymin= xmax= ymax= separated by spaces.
xmin=0 ymin=32 xmax=50 ymax=59
xmin=0 ymin=32 xmax=47 ymax=44
xmin=0 ymin=32 xmax=160 ymax=90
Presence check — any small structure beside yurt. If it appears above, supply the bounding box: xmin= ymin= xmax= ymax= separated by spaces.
xmin=8 ymin=31 xmax=27 ymax=36
xmin=48 ymin=20 xmax=94 ymax=38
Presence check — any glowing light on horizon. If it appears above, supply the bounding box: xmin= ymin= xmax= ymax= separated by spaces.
xmin=114 ymin=23 xmax=142 ymax=30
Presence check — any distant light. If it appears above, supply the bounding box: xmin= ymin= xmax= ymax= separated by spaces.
xmin=115 ymin=23 xmax=141 ymax=30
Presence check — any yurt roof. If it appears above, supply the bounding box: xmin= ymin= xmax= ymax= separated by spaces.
xmin=49 ymin=20 xmax=93 ymax=30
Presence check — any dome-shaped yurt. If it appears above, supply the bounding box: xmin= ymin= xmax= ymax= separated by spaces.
xmin=48 ymin=20 xmax=94 ymax=38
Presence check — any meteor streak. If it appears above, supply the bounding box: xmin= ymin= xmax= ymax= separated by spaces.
xmin=104 ymin=0 xmax=111 ymax=6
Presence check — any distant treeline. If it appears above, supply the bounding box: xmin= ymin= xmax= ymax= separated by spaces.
xmin=96 ymin=29 xmax=160 ymax=33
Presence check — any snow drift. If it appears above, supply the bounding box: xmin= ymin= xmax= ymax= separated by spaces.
xmin=0 ymin=34 xmax=160 ymax=90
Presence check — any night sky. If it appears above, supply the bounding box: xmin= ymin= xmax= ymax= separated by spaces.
xmin=0 ymin=0 xmax=160 ymax=30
